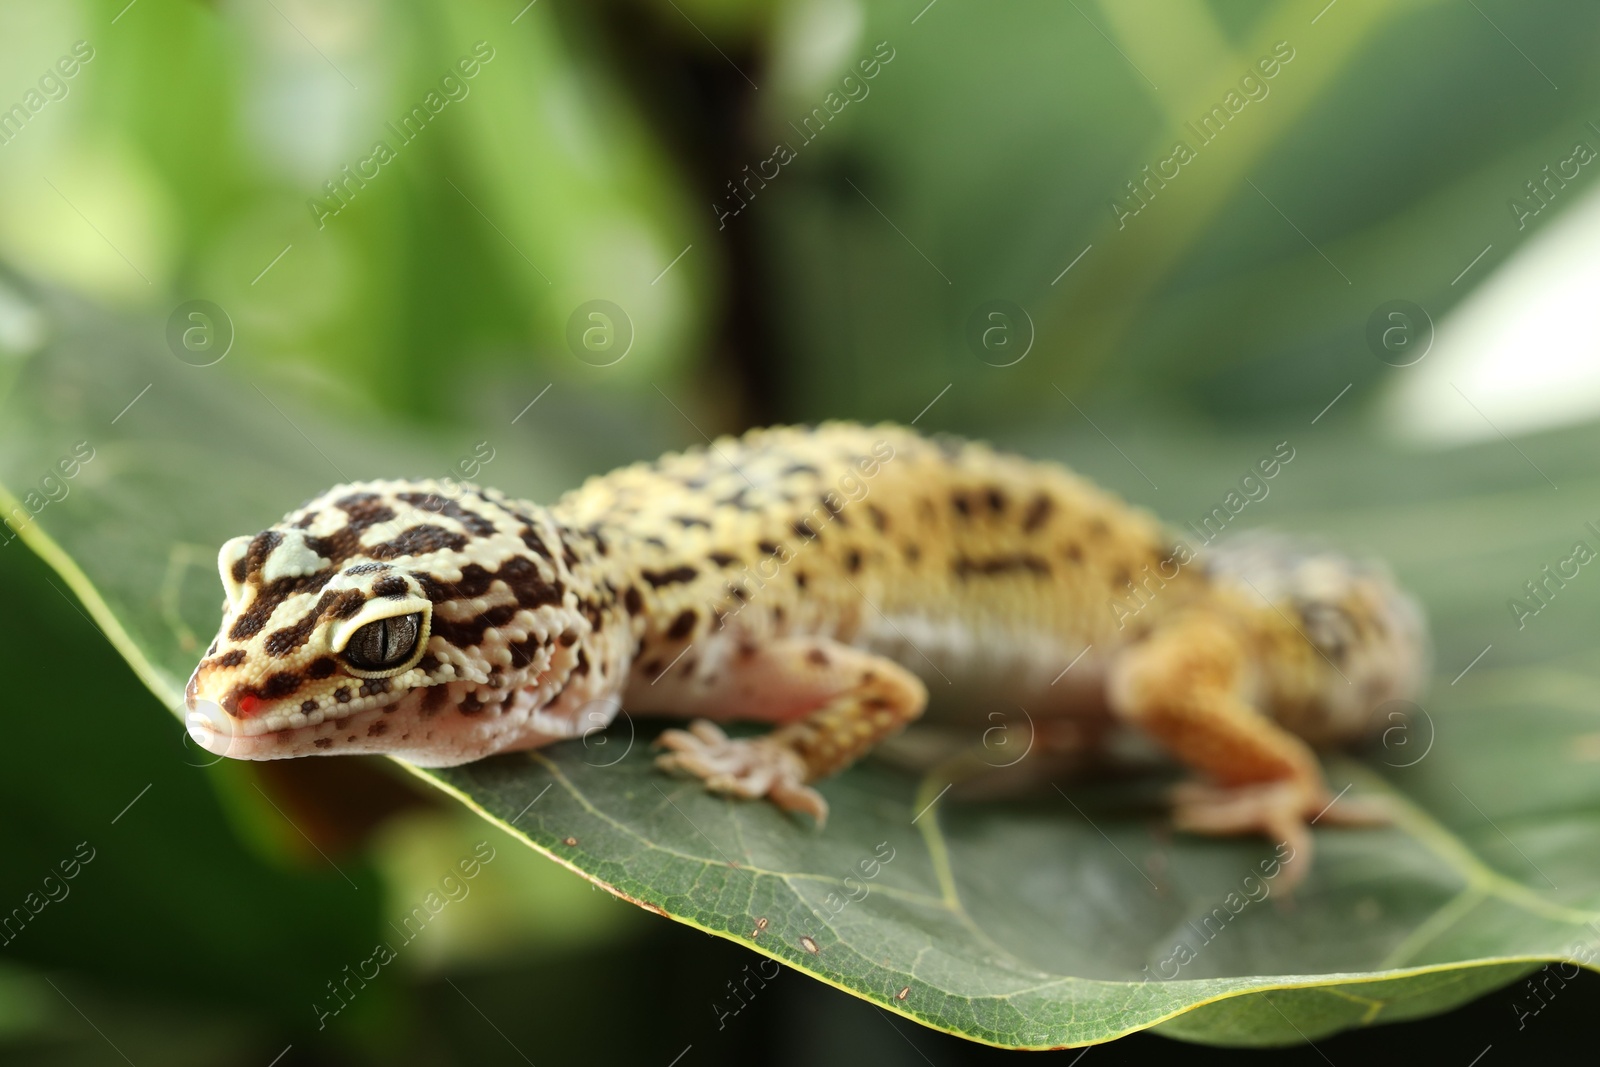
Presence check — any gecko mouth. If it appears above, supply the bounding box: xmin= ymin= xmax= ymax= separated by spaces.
xmin=186 ymin=698 xmax=383 ymax=759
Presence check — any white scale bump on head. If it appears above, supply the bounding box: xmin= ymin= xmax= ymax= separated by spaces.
xmin=259 ymin=531 xmax=332 ymax=584
xmin=303 ymin=506 xmax=350 ymax=537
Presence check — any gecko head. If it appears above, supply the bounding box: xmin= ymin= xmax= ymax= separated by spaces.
xmin=1206 ymin=532 xmax=1431 ymax=742
xmin=183 ymin=481 xmax=576 ymax=766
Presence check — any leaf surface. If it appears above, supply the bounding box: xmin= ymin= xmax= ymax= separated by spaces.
xmin=5 ymin=286 xmax=1598 ymax=1048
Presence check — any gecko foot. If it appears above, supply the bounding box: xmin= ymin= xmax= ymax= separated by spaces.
xmin=1171 ymin=780 xmax=1390 ymax=890
xmin=655 ymin=720 xmax=829 ymax=826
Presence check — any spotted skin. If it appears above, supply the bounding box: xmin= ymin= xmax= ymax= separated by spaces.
xmin=185 ymin=423 xmax=1427 ymax=880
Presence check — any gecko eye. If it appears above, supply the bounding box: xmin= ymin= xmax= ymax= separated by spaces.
xmin=341 ymin=613 xmax=422 ymax=672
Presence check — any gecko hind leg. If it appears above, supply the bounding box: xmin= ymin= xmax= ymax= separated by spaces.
xmin=651 ymin=638 xmax=929 ymax=826
xmin=1108 ymin=611 xmax=1391 ymax=889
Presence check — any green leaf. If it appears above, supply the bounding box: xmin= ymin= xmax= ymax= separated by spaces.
xmin=5 ymin=282 xmax=1599 ymax=1049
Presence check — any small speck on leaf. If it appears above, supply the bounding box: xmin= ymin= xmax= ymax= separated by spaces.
xmin=896 ymin=986 xmax=910 ymax=1001
xmin=800 ymin=936 xmax=820 ymax=955
xmin=563 ymin=836 xmax=578 ymax=846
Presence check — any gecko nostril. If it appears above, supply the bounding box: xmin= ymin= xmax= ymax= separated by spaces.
xmin=216 ymin=689 xmax=259 ymax=718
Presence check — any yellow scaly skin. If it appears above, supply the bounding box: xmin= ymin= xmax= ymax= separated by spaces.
xmin=185 ymin=423 xmax=1427 ymax=882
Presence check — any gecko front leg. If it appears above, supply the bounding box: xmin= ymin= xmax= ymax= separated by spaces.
xmin=1108 ymin=610 xmax=1389 ymax=887
xmin=642 ymin=637 xmax=928 ymax=825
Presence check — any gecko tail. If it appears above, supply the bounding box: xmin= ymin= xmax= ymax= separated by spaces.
xmin=1202 ymin=529 xmax=1432 ymax=738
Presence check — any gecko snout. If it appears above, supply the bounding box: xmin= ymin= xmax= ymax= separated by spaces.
xmin=185 ymin=697 xmax=240 ymax=756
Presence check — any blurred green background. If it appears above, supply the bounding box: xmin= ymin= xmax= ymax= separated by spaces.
xmin=4 ymin=0 xmax=1600 ymax=1062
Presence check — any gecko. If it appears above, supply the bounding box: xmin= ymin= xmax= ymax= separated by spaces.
xmin=184 ymin=422 xmax=1428 ymax=881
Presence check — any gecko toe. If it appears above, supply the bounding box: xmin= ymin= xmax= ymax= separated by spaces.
xmin=769 ymin=781 xmax=829 ymax=826
xmin=1171 ymin=780 xmax=1322 ymax=890
xmin=652 ymin=726 xmax=819 ymax=821
xmin=655 ymin=727 xmax=704 ymax=756
xmin=687 ymin=719 xmax=728 ymax=745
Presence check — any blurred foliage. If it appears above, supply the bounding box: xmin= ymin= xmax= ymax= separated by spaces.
xmin=1 ymin=0 xmax=1595 ymax=432
xmin=753 ymin=0 xmax=1600 ymax=425
xmin=0 ymin=0 xmax=712 ymax=422
xmin=3 ymin=0 xmax=1600 ymax=1062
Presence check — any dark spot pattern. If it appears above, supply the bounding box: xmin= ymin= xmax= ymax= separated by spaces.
xmin=642 ymin=566 xmax=698 ymax=588
xmin=396 ymin=493 xmax=497 ymax=537
xmin=666 ymin=610 xmax=696 ymax=640
xmin=520 ymin=526 xmax=553 ymax=558
xmin=1022 ymin=494 xmax=1054 ymax=533
xmin=953 ymin=554 xmax=1051 ymax=579
xmin=227 ymin=570 xmax=339 ymax=641
xmin=330 ymin=589 xmax=367 ymax=619
xmin=304 ymin=527 xmax=363 ymax=565
xmin=368 ymin=525 xmax=468 ymax=560
xmin=262 ymin=590 xmax=339 ymax=657
xmin=373 ymin=576 xmax=409 ymax=598
xmin=337 ymin=493 xmax=398 ymax=531
xmin=228 ymin=612 xmax=268 ymax=641
xmin=244 ymin=531 xmax=283 ymax=576
xmin=508 ymin=633 xmax=541 ymax=668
